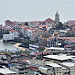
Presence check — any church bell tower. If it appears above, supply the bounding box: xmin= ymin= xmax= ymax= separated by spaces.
xmin=55 ymin=11 xmax=60 ymax=24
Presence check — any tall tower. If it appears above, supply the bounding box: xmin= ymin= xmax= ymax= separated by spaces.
xmin=55 ymin=11 xmax=60 ymax=24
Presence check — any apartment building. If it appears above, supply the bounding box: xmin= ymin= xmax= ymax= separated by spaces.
xmin=44 ymin=54 xmax=75 ymax=63
xmin=38 ymin=66 xmax=54 ymax=75
xmin=46 ymin=63 xmax=62 ymax=75
xmin=45 ymin=47 xmax=64 ymax=53
xmin=3 ymin=34 xmax=15 ymax=41
xmin=61 ymin=62 xmax=75 ymax=75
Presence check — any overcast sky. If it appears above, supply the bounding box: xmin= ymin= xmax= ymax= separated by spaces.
xmin=0 ymin=0 xmax=75 ymax=25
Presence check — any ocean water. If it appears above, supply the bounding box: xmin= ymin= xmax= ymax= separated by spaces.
xmin=0 ymin=39 xmax=20 ymax=52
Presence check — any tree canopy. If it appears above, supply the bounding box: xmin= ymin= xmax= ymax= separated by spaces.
xmin=55 ymin=22 xmax=64 ymax=29
xmin=24 ymin=22 xmax=28 ymax=26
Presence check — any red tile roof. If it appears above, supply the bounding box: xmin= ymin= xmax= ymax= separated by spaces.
xmin=58 ymin=37 xmax=75 ymax=40
xmin=29 ymin=67 xmax=38 ymax=70
xmin=24 ymin=27 xmax=30 ymax=30
xmin=0 ymin=53 xmax=4 ymax=55
xmin=40 ymin=34 xmax=42 ymax=38
xmin=58 ymin=37 xmax=75 ymax=43
xmin=68 ymin=20 xmax=75 ymax=24
xmin=5 ymin=20 xmax=16 ymax=26
xmin=5 ymin=20 xmax=26 ymax=27
xmin=45 ymin=18 xmax=54 ymax=23
xmin=2 ymin=25 xmax=12 ymax=30
xmin=42 ymin=58 xmax=46 ymax=60
xmin=21 ymin=53 xmax=26 ymax=56
xmin=35 ymin=52 xmax=52 ymax=55
xmin=64 ymin=45 xmax=72 ymax=48
xmin=32 ymin=34 xmax=37 ymax=37
xmin=30 ymin=21 xmax=44 ymax=24
xmin=33 ymin=57 xmax=36 ymax=59
xmin=38 ymin=25 xmax=48 ymax=28
xmin=72 ymin=26 xmax=75 ymax=28
xmin=30 ymin=28 xmax=37 ymax=30
xmin=10 ymin=30 xmax=17 ymax=33
xmin=20 ymin=25 xmax=28 ymax=28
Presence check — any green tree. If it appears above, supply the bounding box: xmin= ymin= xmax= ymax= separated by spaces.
xmin=19 ymin=32 xmax=24 ymax=37
xmin=25 ymin=22 xmax=28 ymax=26
xmin=56 ymin=22 xmax=64 ymax=29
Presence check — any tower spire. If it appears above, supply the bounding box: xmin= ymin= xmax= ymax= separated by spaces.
xmin=55 ymin=11 xmax=60 ymax=24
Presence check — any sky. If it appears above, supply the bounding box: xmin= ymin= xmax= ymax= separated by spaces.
xmin=0 ymin=0 xmax=75 ymax=25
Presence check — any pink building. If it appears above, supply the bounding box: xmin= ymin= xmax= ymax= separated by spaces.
xmin=68 ymin=20 xmax=75 ymax=26
xmin=5 ymin=20 xmax=26 ymax=28
xmin=2 ymin=25 xmax=12 ymax=33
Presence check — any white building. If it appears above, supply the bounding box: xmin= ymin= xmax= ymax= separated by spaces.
xmin=0 ymin=66 xmax=17 ymax=75
xmin=10 ymin=65 xmax=27 ymax=75
xmin=26 ymin=29 xmax=32 ymax=37
xmin=45 ymin=47 xmax=64 ymax=53
xmin=29 ymin=44 xmax=39 ymax=51
xmin=37 ymin=62 xmax=70 ymax=75
xmin=61 ymin=62 xmax=75 ymax=75
xmin=3 ymin=34 xmax=15 ymax=41
xmin=47 ymin=63 xmax=62 ymax=75
xmin=38 ymin=66 xmax=54 ymax=75
xmin=44 ymin=54 xmax=75 ymax=63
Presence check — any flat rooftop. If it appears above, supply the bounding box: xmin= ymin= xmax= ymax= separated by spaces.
xmin=47 ymin=63 xmax=62 ymax=67
xmin=39 ymin=66 xmax=48 ymax=70
xmin=44 ymin=54 xmax=75 ymax=61
xmin=61 ymin=62 xmax=75 ymax=67
xmin=46 ymin=47 xmax=64 ymax=50
xmin=0 ymin=68 xmax=16 ymax=74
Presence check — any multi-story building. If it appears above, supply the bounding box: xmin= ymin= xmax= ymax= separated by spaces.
xmin=61 ymin=62 xmax=75 ymax=75
xmin=38 ymin=66 xmax=54 ymax=75
xmin=29 ymin=44 xmax=39 ymax=51
xmin=67 ymin=20 xmax=75 ymax=26
xmin=47 ymin=38 xmax=56 ymax=47
xmin=45 ymin=47 xmax=64 ymax=54
xmin=2 ymin=25 xmax=12 ymax=33
xmin=44 ymin=54 xmax=75 ymax=64
xmin=3 ymin=34 xmax=15 ymax=41
xmin=46 ymin=63 xmax=62 ymax=75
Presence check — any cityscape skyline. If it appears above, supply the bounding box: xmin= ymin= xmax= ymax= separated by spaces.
xmin=0 ymin=0 xmax=75 ymax=25
xmin=0 ymin=1 xmax=75 ymax=75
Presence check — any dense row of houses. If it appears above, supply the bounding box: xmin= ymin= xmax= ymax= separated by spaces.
xmin=0 ymin=11 xmax=75 ymax=50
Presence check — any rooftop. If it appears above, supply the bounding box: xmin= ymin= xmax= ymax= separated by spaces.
xmin=46 ymin=47 xmax=64 ymax=51
xmin=45 ymin=18 xmax=54 ymax=23
xmin=39 ymin=66 xmax=48 ymax=70
xmin=61 ymin=62 xmax=75 ymax=67
xmin=44 ymin=54 xmax=75 ymax=61
xmin=24 ymin=27 xmax=30 ymax=30
xmin=20 ymin=25 xmax=28 ymax=28
xmin=10 ymin=30 xmax=17 ymax=33
xmin=64 ymin=45 xmax=72 ymax=48
xmin=47 ymin=63 xmax=62 ymax=67
xmin=0 ymin=68 xmax=16 ymax=74
xmin=38 ymin=25 xmax=48 ymax=28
